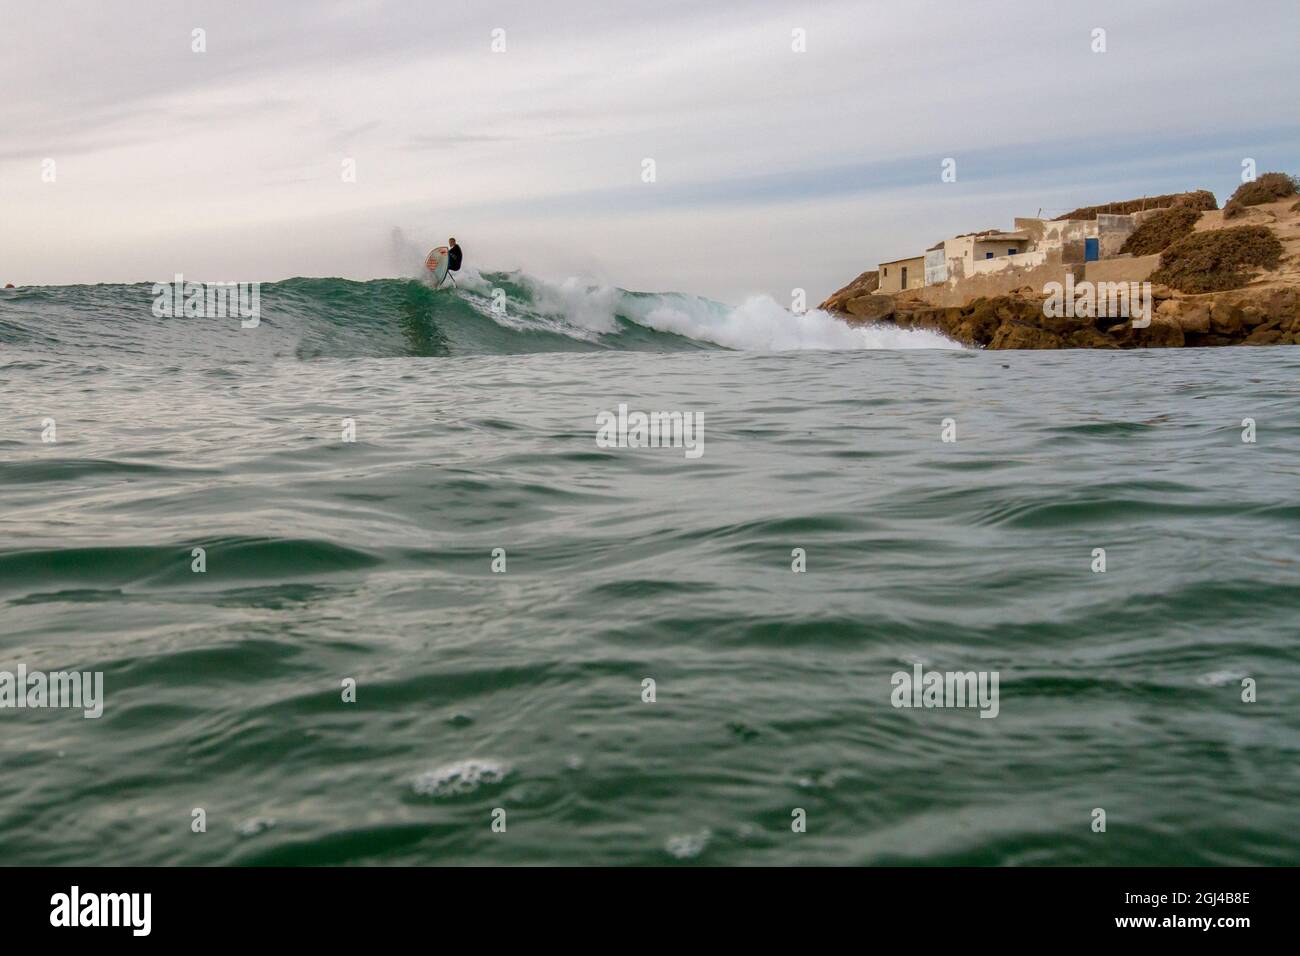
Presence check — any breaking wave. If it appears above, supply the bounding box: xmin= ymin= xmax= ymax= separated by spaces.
xmin=0 ymin=270 xmax=958 ymax=363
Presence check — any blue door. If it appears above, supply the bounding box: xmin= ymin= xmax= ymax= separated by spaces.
xmin=1085 ymin=238 xmax=1099 ymax=261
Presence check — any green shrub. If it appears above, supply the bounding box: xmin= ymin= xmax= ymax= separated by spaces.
xmin=1150 ymin=225 xmax=1284 ymax=293
xmin=1223 ymin=172 xmax=1298 ymax=219
xmin=1119 ymin=206 xmax=1201 ymax=256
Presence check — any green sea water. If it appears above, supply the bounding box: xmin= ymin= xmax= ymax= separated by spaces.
xmin=1 ymin=276 xmax=1297 ymax=865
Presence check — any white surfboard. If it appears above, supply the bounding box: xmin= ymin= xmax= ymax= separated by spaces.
xmin=425 ymin=246 xmax=450 ymax=287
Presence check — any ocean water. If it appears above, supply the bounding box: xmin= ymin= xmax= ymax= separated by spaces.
xmin=1 ymin=274 xmax=1297 ymax=866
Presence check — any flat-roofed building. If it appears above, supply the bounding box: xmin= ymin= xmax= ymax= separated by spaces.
xmin=924 ymin=243 xmax=948 ymax=285
xmin=941 ymin=231 xmax=1032 ymax=281
xmin=878 ymin=255 xmax=926 ymax=294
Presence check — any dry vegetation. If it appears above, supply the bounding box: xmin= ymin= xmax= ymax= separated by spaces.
xmin=1118 ymin=206 xmax=1201 ymax=257
xmin=1055 ymin=190 xmax=1216 ymax=222
xmin=1223 ymin=172 xmax=1299 ymax=219
xmin=1150 ymin=225 xmax=1284 ymax=293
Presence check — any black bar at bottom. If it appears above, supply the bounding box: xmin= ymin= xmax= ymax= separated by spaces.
xmin=0 ymin=866 xmax=1284 ymax=941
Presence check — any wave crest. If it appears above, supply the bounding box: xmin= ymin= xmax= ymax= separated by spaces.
xmin=0 ymin=271 xmax=960 ymax=361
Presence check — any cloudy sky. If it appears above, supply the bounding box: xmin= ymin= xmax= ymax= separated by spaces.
xmin=1 ymin=0 xmax=1296 ymax=302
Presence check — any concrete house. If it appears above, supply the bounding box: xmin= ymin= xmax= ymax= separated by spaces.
xmin=1013 ymin=211 xmax=1156 ymax=262
xmin=924 ymin=243 xmax=947 ymax=285
xmin=883 ymin=229 xmax=1034 ymax=293
xmin=940 ymin=231 xmax=1033 ymax=282
xmin=878 ymin=255 xmax=926 ymax=294
xmin=875 ymin=205 xmax=1164 ymax=307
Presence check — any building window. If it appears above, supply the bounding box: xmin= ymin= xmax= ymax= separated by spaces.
xmin=1008 ymin=248 xmax=1017 ymax=256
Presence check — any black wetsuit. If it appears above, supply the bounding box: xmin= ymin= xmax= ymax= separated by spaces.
xmin=448 ymin=244 xmax=463 ymax=272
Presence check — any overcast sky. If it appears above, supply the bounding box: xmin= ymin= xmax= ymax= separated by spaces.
xmin=1 ymin=0 xmax=1296 ymax=302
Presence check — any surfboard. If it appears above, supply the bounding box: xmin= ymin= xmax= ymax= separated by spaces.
xmin=425 ymin=246 xmax=450 ymax=287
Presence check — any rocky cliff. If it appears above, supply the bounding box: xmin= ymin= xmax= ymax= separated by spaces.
xmin=819 ymin=189 xmax=1300 ymax=348
xmin=844 ymin=284 xmax=1300 ymax=349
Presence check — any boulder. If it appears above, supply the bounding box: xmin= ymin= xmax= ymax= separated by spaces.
xmin=1244 ymin=328 xmax=1287 ymax=345
xmin=1242 ymin=306 xmax=1268 ymax=327
xmin=1067 ymin=327 xmax=1120 ymax=348
xmin=1210 ymin=300 xmax=1247 ymax=335
xmin=1174 ymin=299 xmax=1211 ymax=334
xmin=1155 ymin=299 xmax=1180 ymax=320
xmin=844 ymin=293 xmax=896 ymax=322
xmin=1262 ymin=288 xmax=1298 ymax=322
xmin=954 ymin=315 xmax=1000 ymax=346
xmin=1142 ymin=314 xmax=1186 ymax=347
xmin=989 ymin=321 xmax=1063 ymax=350
xmin=1039 ymin=300 xmax=1094 ymax=334
xmin=818 ymin=270 xmax=879 ymax=313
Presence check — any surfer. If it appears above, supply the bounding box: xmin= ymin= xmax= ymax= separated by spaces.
xmin=424 ymin=240 xmax=461 ymax=288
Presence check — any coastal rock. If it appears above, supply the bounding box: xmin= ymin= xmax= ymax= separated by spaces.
xmin=816 ymin=184 xmax=1300 ymax=347
xmin=817 ymin=270 xmax=879 ymax=313
xmin=1067 ymin=327 xmax=1119 ymax=348
xmin=1142 ymin=314 xmax=1186 ymax=347
xmin=844 ymin=293 xmax=895 ymax=322
xmin=1261 ymin=288 xmax=1297 ymax=320
xmin=954 ymin=316 xmax=1001 ymax=345
xmin=819 ymin=275 xmax=1298 ymax=349
xmin=1038 ymin=310 xmax=1094 ymax=336
xmin=1156 ymin=299 xmax=1211 ymax=334
xmin=893 ymin=308 xmax=947 ymax=334
xmin=1209 ymin=307 xmax=1238 ymax=335
xmin=989 ymin=321 xmax=1062 ymax=350
xmin=1210 ymin=300 xmax=1247 ymax=335
xmin=1244 ymin=328 xmax=1287 ymax=345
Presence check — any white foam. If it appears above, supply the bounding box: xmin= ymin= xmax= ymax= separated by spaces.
xmin=471 ymin=271 xmax=961 ymax=351
xmin=521 ymin=275 xmax=623 ymax=335
xmin=1196 ymin=670 xmax=1248 ymax=687
xmin=235 ymin=816 xmax=276 ymax=838
xmin=665 ymin=828 xmax=712 ymax=860
xmin=412 ymin=759 xmax=510 ymax=797
xmin=629 ymin=294 xmax=961 ymax=351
